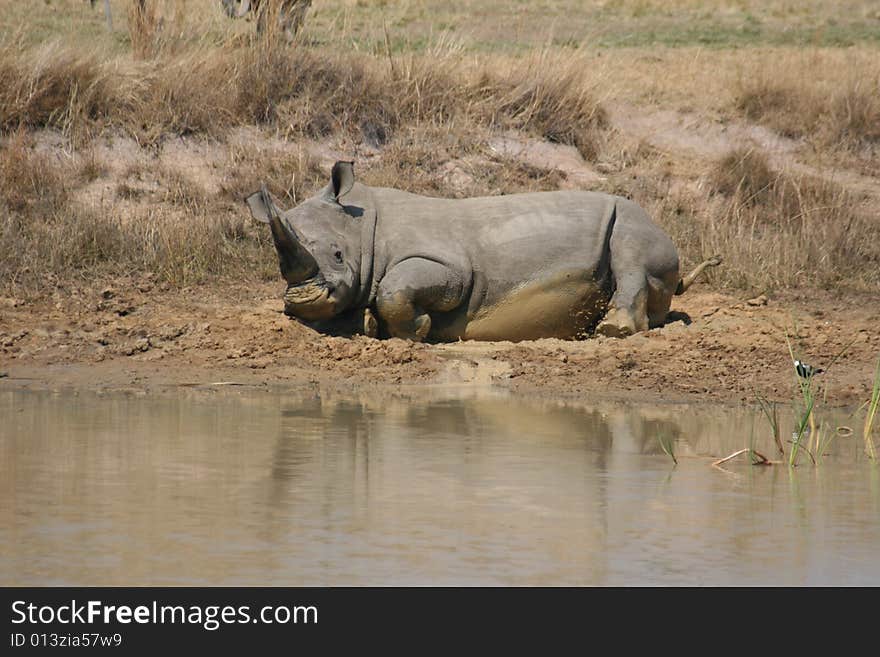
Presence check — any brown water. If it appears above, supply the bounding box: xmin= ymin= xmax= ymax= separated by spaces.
xmin=1 ymin=386 xmax=878 ymax=586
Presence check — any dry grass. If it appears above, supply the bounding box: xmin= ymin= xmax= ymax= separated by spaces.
xmin=735 ymin=63 xmax=880 ymax=152
xmin=219 ymin=143 xmax=325 ymax=206
xmin=0 ymin=34 xmax=607 ymax=153
xmin=75 ymin=149 xmax=109 ymax=184
xmin=0 ymin=149 xmax=274 ymax=290
xmin=0 ymin=202 xmax=274 ymax=289
xmin=360 ymin=125 xmax=568 ymax=198
xmin=0 ymin=131 xmax=68 ymax=217
xmin=483 ymin=52 xmax=608 ymax=160
xmin=127 ymin=0 xmax=163 ymax=60
xmin=0 ymin=41 xmax=116 ymax=142
xmin=158 ymin=168 xmax=210 ymax=213
xmin=651 ymin=147 xmax=880 ymax=290
xmin=709 ymin=148 xmax=776 ymax=202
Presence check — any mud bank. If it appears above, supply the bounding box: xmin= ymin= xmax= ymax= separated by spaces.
xmin=1 ymin=281 xmax=878 ymax=406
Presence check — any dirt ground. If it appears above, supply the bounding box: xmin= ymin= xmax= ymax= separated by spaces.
xmin=1 ymin=276 xmax=878 ymax=406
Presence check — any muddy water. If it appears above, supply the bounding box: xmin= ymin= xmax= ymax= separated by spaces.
xmin=1 ymin=386 xmax=878 ymax=586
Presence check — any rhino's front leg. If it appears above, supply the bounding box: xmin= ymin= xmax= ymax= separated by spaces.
xmin=376 ymin=258 xmax=465 ymax=342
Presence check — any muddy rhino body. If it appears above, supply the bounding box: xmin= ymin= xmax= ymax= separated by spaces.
xmin=246 ymin=162 xmax=718 ymax=342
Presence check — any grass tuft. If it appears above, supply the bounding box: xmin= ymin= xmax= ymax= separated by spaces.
xmin=0 ymin=130 xmax=67 ymax=217
xmin=735 ymin=68 xmax=880 ymax=151
xmin=0 ymin=40 xmax=114 ymax=141
xmin=691 ymin=147 xmax=880 ymax=290
xmin=0 ymin=34 xmax=607 ymax=155
xmin=657 ymin=434 xmax=677 ymax=466
xmin=755 ymin=390 xmax=783 ymax=456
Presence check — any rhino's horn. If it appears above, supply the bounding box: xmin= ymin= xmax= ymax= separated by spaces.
xmin=251 ymin=184 xmax=318 ymax=284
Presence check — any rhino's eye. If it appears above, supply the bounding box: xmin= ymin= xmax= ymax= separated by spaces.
xmin=333 ymin=250 xmax=343 ymax=263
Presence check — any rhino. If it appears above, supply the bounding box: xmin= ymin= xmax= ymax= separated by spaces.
xmin=245 ymin=162 xmax=720 ymax=342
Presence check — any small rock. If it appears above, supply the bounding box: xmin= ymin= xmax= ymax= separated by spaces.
xmin=100 ymin=287 xmax=115 ymax=300
xmin=746 ymin=294 xmax=768 ymax=307
xmin=0 ymin=371 xmax=8 ymax=378
xmin=158 ymin=324 xmax=186 ymax=341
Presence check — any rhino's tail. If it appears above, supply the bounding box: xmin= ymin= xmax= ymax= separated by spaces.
xmin=675 ymin=255 xmax=723 ymax=295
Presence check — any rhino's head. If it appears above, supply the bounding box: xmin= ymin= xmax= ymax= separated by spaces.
xmin=246 ymin=161 xmax=369 ymax=322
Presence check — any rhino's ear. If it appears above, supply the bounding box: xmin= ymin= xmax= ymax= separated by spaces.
xmin=245 ymin=184 xmax=278 ymax=224
xmin=329 ymin=161 xmax=355 ymax=202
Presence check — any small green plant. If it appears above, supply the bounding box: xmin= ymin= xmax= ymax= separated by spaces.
xmin=755 ymin=390 xmax=783 ymax=456
xmin=657 ymin=434 xmax=677 ymax=466
xmin=786 ymin=333 xmax=816 ymax=467
xmin=814 ymin=422 xmax=838 ymax=464
xmin=864 ymin=355 xmax=880 ymax=460
xmin=784 ymin=331 xmax=854 ymax=466
xmin=789 ymin=398 xmax=816 ymax=466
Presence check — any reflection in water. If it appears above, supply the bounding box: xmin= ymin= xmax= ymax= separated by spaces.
xmin=0 ymin=387 xmax=877 ymax=585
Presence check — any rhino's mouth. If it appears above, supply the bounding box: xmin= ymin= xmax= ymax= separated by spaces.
xmin=285 ymin=282 xmax=329 ymax=305
xmin=283 ymin=276 xmax=337 ymax=320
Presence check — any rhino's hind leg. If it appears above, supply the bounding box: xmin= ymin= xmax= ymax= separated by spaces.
xmin=595 ymin=270 xmax=649 ymax=338
xmin=647 ymin=273 xmax=679 ymax=329
xmin=375 ymin=258 xmax=465 ymax=342
xmin=363 ymin=308 xmax=379 ymax=338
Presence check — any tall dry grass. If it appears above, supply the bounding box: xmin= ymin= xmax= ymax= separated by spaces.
xmin=0 ymin=131 xmax=68 ymax=217
xmin=127 ymin=0 xmax=162 ymax=60
xmin=735 ymin=61 xmax=880 ymax=152
xmin=0 ymin=201 xmax=275 ymax=288
xmin=0 ymin=41 xmax=117 ymax=143
xmin=0 ymin=32 xmax=607 ymax=157
xmin=651 ymin=147 xmax=880 ymax=290
xmin=0 ymin=134 xmax=275 ymax=290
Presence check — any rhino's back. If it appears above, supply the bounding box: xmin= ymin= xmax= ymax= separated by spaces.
xmin=371 ymin=187 xmax=620 ymax=225
xmin=371 ymin=187 xmax=631 ymax=277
